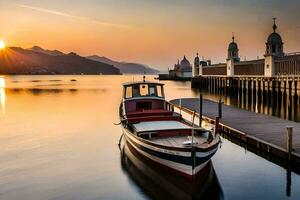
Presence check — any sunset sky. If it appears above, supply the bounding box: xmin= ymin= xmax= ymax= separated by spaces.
xmin=0 ymin=0 xmax=299 ymax=69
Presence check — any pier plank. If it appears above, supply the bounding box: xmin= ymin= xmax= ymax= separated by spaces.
xmin=170 ymin=98 xmax=300 ymax=156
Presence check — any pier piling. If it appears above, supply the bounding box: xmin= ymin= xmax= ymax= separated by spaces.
xmin=218 ymin=98 xmax=222 ymax=118
xmin=199 ymin=93 xmax=203 ymax=127
xmin=286 ymin=126 xmax=293 ymax=161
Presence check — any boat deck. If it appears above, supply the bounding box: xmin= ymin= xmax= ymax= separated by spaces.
xmin=150 ymin=135 xmax=213 ymax=148
xmin=133 ymin=120 xmax=191 ymax=133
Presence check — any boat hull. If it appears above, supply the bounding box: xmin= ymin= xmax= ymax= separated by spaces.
xmin=122 ymin=127 xmax=219 ymax=179
xmin=121 ymin=142 xmax=224 ymax=200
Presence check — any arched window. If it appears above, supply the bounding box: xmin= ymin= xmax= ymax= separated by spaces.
xmin=272 ymin=45 xmax=276 ymax=53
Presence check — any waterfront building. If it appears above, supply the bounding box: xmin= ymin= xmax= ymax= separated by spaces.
xmin=169 ymin=56 xmax=193 ymax=78
xmin=193 ymin=53 xmax=210 ymax=77
xmin=193 ymin=19 xmax=300 ymax=77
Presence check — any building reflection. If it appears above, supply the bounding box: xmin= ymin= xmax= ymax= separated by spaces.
xmin=120 ymin=142 xmax=224 ymax=200
xmin=0 ymin=77 xmax=6 ymax=114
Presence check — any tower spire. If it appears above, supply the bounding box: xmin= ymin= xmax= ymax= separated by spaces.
xmin=273 ymin=17 xmax=277 ymax=32
xmin=232 ymin=32 xmax=235 ymax=42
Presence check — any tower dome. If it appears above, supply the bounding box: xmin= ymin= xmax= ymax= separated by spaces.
xmin=265 ymin=18 xmax=284 ymax=56
xmin=180 ymin=56 xmax=191 ymax=70
xmin=227 ymin=34 xmax=240 ymax=62
xmin=267 ymin=32 xmax=283 ymax=44
xmin=228 ymin=40 xmax=238 ymax=51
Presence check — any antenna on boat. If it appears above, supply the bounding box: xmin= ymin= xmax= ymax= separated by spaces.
xmin=143 ymin=71 xmax=146 ymax=82
xmin=192 ymin=111 xmax=195 ymax=146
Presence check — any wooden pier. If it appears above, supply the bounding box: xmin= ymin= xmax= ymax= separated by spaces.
xmin=191 ymin=75 xmax=300 ymax=121
xmin=192 ymin=76 xmax=300 ymax=96
xmin=169 ymin=98 xmax=300 ymax=166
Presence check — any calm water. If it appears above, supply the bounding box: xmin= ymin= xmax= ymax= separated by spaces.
xmin=0 ymin=75 xmax=300 ymax=200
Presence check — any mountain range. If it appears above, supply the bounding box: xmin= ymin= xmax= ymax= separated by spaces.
xmin=0 ymin=46 xmax=159 ymax=75
xmin=87 ymin=55 xmax=159 ymax=74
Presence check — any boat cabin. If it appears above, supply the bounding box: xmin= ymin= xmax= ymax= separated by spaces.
xmin=123 ymin=81 xmax=165 ymax=100
xmin=122 ymin=81 xmax=179 ymax=123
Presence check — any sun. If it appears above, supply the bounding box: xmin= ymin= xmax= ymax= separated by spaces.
xmin=0 ymin=40 xmax=6 ymax=50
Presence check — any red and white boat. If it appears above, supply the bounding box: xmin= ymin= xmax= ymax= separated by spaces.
xmin=119 ymin=79 xmax=220 ymax=179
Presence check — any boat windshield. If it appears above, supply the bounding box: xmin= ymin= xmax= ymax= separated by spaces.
xmin=124 ymin=83 xmax=164 ymax=99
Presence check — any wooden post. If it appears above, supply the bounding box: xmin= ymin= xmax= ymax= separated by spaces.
xmin=277 ymin=80 xmax=282 ymax=111
xmin=215 ymin=117 xmax=220 ymax=136
xmin=213 ymin=77 xmax=216 ymax=94
xmin=224 ymin=78 xmax=227 ymax=94
xmin=253 ymin=80 xmax=257 ymax=111
xmin=288 ymin=80 xmax=292 ymax=96
xmin=286 ymin=126 xmax=293 ymax=161
xmin=179 ymin=98 xmax=182 ymax=115
xmin=262 ymin=79 xmax=265 ymax=94
xmin=295 ymin=80 xmax=298 ymax=96
xmin=258 ymin=79 xmax=261 ymax=92
xmin=218 ymin=98 xmax=222 ymax=118
xmin=199 ymin=93 xmax=203 ymax=127
xmin=207 ymin=77 xmax=209 ymax=91
xmin=192 ymin=111 xmax=196 ymax=146
xmin=284 ymin=79 xmax=287 ymax=94
xmin=267 ymin=80 xmax=270 ymax=95
xmin=272 ymin=79 xmax=276 ymax=101
xmin=217 ymin=78 xmax=220 ymax=93
xmin=239 ymin=79 xmax=242 ymax=94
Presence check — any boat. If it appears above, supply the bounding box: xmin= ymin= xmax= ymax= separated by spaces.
xmin=119 ymin=79 xmax=220 ymax=179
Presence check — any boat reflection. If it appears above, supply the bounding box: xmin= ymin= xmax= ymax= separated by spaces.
xmin=121 ymin=142 xmax=224 ymax=200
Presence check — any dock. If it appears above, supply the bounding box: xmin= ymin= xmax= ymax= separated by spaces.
xmin=157 ymin=74 xmax=191 ymax=81
xmin=192 ymin=76 xmax=299 ymax=97
xmin=169 ymin=98 xmax=300 ymax=166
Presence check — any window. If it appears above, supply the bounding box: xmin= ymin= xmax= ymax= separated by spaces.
xmin=132 ymin=85 xmax=140 ymax=97
xmin=140 ymin=84 xmax=148 ymax=96
xmin=125 ymin=86 xmax=132 ymax=98
xmin=124 ymin=84 xmax=164 ymax=98
xmin=272 ymin=45 xmax=276 ymax=53
xmin=149 ymin=85 xmax=156 ymax=96
xmin=157 ymin=85 xmax=164 ymax=97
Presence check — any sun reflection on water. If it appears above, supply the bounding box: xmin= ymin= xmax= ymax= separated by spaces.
xmin=0 ymin=77 xmax=6 ymax=114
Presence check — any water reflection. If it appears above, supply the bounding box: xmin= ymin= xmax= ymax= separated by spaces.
xmin=121 ymin=142 xmax=224 ymax=200
xmin=0 ymin=77 xmax=5 ymax=114
xmin=5 ymin=88 xmax=78 ymax=95
xmin=286 ymin=165 xmax=292 ymax=197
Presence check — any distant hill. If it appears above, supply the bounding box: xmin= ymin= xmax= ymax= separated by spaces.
xmin=29 ymin=46 xmax=65 ymax=56
xmin=0 ymin=47 xmax=120 ymax=75
xmin=87 ymin=55 xmax=160 ymax=74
